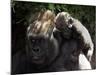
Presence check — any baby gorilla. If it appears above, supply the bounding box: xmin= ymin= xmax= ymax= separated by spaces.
xmin=55 ymin=12 xmax=94 ymax=61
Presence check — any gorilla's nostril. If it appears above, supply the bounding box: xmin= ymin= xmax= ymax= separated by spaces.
xmin=33 ymin=48 xmax=40 ymax=52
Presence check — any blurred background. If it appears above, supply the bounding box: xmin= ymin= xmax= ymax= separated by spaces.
xmin=11 ymin=1 xmax=96 ymax=69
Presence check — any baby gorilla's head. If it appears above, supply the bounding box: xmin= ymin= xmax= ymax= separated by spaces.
xmin=55 ymin=12 xmax=73 ymax=29
xmin=55 ymin=12 xmax=73 ymax=39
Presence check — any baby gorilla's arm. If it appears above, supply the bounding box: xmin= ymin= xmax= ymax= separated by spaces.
xmin=79 ymin=52 xmax=91 ymax=69
xmin=71 ymin=18 xmax=94 ymax=61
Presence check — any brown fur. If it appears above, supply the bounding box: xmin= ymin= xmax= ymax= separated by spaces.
xmin=27 ymin=10 xmax=55 ymax=37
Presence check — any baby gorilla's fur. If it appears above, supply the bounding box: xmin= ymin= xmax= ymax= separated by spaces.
xmin=55 ymin=12 xmax=94 ymax=61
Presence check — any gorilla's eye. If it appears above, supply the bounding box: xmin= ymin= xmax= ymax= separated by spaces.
xmin=31 ymin=39 xmax=35 ymax=43
xmin=32 ymin=39 xmax=35 ymax=42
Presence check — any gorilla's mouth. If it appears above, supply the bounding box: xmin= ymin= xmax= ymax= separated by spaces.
xmin=32 ymin=56 xmax=45 ymax=64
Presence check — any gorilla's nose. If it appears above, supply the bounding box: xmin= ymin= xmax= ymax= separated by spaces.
xmin=33 ymin=47 xmax=40 ymax=53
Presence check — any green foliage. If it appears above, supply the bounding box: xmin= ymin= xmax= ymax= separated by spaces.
xmin=13 ymin=1 xmax=95 ymax=39
xmin=12 ymin=1 xmax=96 ymax=44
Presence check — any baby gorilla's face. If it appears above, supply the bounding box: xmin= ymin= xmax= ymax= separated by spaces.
xmin=26 ymin=34 xmax=58 ymax=65
xmin=55 ymin=12 xmax=73 ymax=39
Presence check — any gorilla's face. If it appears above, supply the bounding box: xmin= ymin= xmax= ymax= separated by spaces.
xmin=28 ymin=35 xmax=48 ymax=64
xmin=26 ymin=34 xmax=59 ymax=65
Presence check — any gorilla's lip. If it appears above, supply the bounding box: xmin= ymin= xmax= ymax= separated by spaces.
xmin=32 ymin=56 xmax=45 ymax=64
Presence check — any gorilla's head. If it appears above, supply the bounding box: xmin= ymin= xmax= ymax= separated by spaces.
xmin=26 ymin=33 xmax=58 ymax=65
xmin=26 ymin=10 xmax=58 ymax=66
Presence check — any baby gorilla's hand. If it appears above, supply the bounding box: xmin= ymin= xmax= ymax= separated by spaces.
xmin=87 ymin=49 xmax=93 ymax=61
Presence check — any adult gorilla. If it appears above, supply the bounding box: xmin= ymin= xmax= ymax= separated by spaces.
xmin=12 ymin=10 xmax=91 ymax=74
